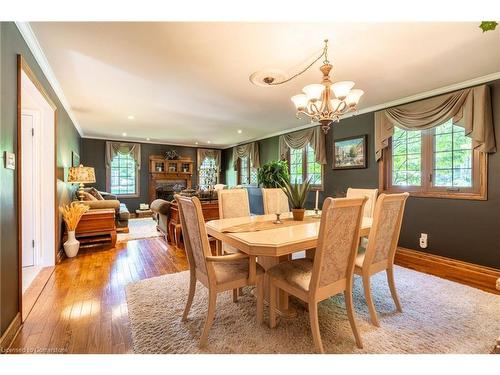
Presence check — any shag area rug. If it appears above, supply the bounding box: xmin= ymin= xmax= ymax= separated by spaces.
xmin=118 ymin=218 xmax=161 ymax=242
xmin=125 ymin=266 xmax=500 ymax=354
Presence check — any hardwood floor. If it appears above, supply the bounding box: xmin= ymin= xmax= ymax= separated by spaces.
xmin=9 ymin=238 xmax=189 ymax=354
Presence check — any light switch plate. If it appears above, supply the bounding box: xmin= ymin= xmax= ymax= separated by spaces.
xmin=4 ymin=151 xmax=16 ymax=170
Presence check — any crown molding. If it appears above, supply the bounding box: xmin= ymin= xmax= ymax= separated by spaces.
xmin=223 ymin=71 xmax=500 ymax=149
xmin=15 ymin=22 xmax=84 ymax=137
xmin=82 ymin=135 xmax=222 ymax=149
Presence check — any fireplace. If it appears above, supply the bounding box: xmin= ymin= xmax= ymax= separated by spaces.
xmin=154 ymin=180 xmax=186 ymax=201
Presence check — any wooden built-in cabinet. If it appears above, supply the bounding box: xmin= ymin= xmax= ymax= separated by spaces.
xmin=149 ymin=155 xmax=194 ymax=203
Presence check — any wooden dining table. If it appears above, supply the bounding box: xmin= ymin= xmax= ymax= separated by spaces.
xmin=206 ymin=210 xmax=372 ymax=317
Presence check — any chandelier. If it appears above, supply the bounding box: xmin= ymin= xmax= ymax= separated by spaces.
xmin=257 ymin=40 xmax=364 ymax=134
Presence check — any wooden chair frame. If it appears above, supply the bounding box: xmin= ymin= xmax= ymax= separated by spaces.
xmin=176 ymin=195 xmax=264 ymax=347
xmin=354 ymin=192 xmax=409 ymax=327
xmin=269 ymin=197 xmax=367 ymax=353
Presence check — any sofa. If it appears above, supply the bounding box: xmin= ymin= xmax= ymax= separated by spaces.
xmin=150 ymin=199 xmax=171 ymax=241
xmin=79 ymin=188 xmax=130 ymax=232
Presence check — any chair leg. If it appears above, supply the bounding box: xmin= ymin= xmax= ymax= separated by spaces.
xmin=256 ymin=279 xmax=264 ymax=324
xmin=199 ymin=290 xmax=217 ymax=347
xmin=387 ymin=266 xmax=402 ymax=312
xmin=182 ymin=271 xmax=196 ymax=321
xmin=232 ymin=288 xmax=238 ymax=302
xmin=344 ymin=290 xmax=363 ymax=349
xmin=269 ymin=282 xmax=278 ymax=328
xmin=362 ymin=274 xmax=379 ymax=327
xmin=308 ymin=302 xmax=324 ymax=354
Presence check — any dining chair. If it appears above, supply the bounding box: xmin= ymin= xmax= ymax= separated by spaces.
xmin=262 ymin=188 xmax=290 ymax=215
xmin=268 ymin=196 xmax=367 ymax=353
xmin=175 ymin=195 xmax=265 ymax=347
xmin=354 ymin=192 xmax=409 ymax=327
xmin=346 ymin=188 xmax=378 ymax=218
xmin=217 ymin=188 xmax=250 ymax=253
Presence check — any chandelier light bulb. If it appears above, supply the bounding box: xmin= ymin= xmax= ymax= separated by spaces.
xmin=331 ymin=81 xmax=355 ymax=100
xmin=291 ymin=94 xmax=308 ymax=110
xmin=345 ymin=89 xmax=364 ymax=107
xmin=302 ymin=84 xmax=325 ymax=102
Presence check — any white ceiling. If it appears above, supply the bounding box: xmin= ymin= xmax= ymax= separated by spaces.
xmin=29 ymin=22 xmax=500 ymax=148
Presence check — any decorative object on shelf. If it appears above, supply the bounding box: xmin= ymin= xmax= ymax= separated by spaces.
xmin=180 ymin=188 xmax=197 ymax=197
xmin=257 ymin=160 xmax=290 ymax=188
xmin=280 ymin=177 xmax=311 ymax=221
xmin=68 ymin=164 xmax=96 ymax=201
xmin=59 ymin=202 xmax=89 ymax=257
xmin=165 ymin=149 xmax=179 ymax=160
xmin=139 ymin=203 xmax=149 ymax=210
xmin=333 ymin=135 xmax=367 ymax=170
xmin=252 ymin=40 xmax=364 ymax=134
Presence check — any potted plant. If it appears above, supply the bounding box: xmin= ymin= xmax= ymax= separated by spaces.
xmin=280 ymin=178 xmax=312 ymax=221
xmin=257 ymin=160 xmax=290 ymax=188
xmin=59 ymin=202 xmax=89 ymax=257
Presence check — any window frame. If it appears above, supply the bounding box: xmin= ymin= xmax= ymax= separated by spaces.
xmin=379 ymin=126 xmax=487 ymax=200
xmin=106 ymin=152 xmax=140 ymax=198
xmin=236 ymin=156 xmax=258 ymax=186
xmin=287 ymin=145 xmax=324 ymax=191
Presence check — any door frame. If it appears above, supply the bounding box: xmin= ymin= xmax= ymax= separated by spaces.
xmin=17 ymin=55 xmax=58 ymax=321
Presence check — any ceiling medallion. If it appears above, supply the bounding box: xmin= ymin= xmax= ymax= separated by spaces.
xmin=255 ymin=39 xmax=364 ymax=134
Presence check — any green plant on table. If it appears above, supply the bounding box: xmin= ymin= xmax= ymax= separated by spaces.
xmin=257 ymin=160 xmax=290 ymax=188
xmin=280 ymin=177 xmax=311 ymax=209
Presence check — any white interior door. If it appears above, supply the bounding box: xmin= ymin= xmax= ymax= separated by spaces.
xmin=21 ymin=111 xmax=38 ymax=269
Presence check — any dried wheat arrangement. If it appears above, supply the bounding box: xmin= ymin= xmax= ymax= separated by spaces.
xmin=59 ymin=202 xmax=89 ymax=231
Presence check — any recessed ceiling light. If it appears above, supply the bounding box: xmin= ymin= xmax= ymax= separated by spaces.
xmin=195 ymin=142 xmax=199 ymax=145
xmin=146 ymin=137 xmax=150 ymax=141
xmin=237 ymin=129 xmax=242 ymax=134
xmin=207 ymin=141 xmax=211 ymax=144
xmin=122 ymin=132 xmax=127 ymax=137
xmin=127 ymin=115 xmax=135 ymax=120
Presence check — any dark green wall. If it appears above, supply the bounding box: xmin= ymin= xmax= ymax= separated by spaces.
xmin=223 ymin=80 xmax=500 ymax=269
xmin=81 ymin=138 xmax=222 ymax=212
xmin=0 ymin=22 xmax=81 ymax=336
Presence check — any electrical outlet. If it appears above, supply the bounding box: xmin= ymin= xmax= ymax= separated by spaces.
xmin=419 ymin=233 xmax=428 ymax=249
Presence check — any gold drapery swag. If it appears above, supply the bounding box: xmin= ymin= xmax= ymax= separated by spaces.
xmin=232 ymin=142 xmax=260 ymax=171
xmin=278 ymin=126 xmax=327 ymax=165
xmin=105 ymin=141 xmax=141 ymax=169
xmin=374 ymin=84 xmax=496 ymax=161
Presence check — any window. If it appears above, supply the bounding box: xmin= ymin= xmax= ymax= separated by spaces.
xmin=237 ymin=156 xmax=258 ymax=185
xmin=108 ymin=153 xmax=138 ymax=196
xmin=199 ymin=157 xmax=217 ymax=189
xmin=288 ymin=144 xmax=323 ymax=189
xmin=382 ymin=119 xmax=486 ymax=199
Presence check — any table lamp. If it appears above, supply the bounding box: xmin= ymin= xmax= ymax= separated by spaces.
xmin=68 ymin=164 xmax=96 ymax=201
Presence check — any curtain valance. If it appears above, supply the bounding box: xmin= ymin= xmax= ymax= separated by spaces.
xmin=375 ymin=84 xmax=495 ymax=161
xmin=232 ymin=142 xmax=260 ymax=171
xmin=197 ymin=148 xmax=221 ymax=171
xmin=278 ymin=126 xmax=327 ymax=164
xmin=105 ymin=141 xmax=141 ymax=169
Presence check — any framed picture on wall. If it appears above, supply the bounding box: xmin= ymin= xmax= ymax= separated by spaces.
xmin=71 ymin=151 xmax=80 ymax=167
xmin=333 ymin=135 xmax=367 ymax=170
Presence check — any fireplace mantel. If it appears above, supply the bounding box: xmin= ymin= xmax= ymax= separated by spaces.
xmin=149 ymin=155 xmax=194 ymax=203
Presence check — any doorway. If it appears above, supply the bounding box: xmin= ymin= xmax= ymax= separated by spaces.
xmin=18 ymin=56 xmax=57 ymax=321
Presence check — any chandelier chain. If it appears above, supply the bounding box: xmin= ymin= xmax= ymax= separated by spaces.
xmin=265 ymin=40 xmax=329 ymax=86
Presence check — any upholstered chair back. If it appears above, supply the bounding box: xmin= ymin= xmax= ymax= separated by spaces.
xmin=262 ymin=188 xmax=290 ymax=215
xmin=310 ymin=197 xmax=366 ymax=290
xmin=176 ymin=195 xmax=213 ymax=278
xmin=218 ymin=189 xmax=250 ymax=219
xmin=346 ymin=188 xmax=378 ymax=218
xmin=363 ymin=193 xmax=409 ymax=267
